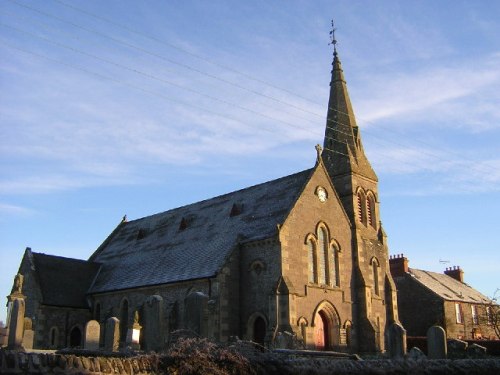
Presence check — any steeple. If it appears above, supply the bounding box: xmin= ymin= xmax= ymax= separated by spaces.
xmin=322 ymin=27 xmax=377 ymax=181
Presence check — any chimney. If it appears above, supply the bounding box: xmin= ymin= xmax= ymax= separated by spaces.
xmin=444 ymin=266 xmax=464 ymax=283
xmin=389 ymin=254 xmax=409 ymax=277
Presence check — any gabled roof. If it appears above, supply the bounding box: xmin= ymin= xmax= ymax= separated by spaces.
xmin=31 ymin=252 xmax=101 ymax=308
xmin=89 ymin=169 xmax=313 ymax=294
xmin=408 ymin=268 xmax=491 ymax=304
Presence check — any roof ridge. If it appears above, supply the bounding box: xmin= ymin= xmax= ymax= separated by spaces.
xmin=33 ymin=252 xmax=98 ymax=264
xmin=128 ymin=168 xmax=313 ymax=223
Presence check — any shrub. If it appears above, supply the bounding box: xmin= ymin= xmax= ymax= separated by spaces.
xmin=160 ymin=337 xmax=255 ymax=375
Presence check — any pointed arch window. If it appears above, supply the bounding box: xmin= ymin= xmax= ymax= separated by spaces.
xmin=371 ymin=258 xmax=380 ymax=296
xmin=318 ymin=227 xmax=328 ymax=285
xmin=307 ymin=239 xmax=317 ymax=283
xmin=357 ymin=191 xmax=366 ymax=225
xmin=366 ymin=193 xmax=376 ymax=228
xmin=330 ymin=244 xmax=340 ymax=287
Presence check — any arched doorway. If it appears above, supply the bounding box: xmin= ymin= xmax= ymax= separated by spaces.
xmin=314 ymin=311 xmax=329 ymax=349
xmin=69 ymin=326 xmax=82 ymax=348
xmin=253 ymin=316 xmax=266 ymax=345
xmin=247 ymin=313 xmax=267 ymax=345
xmin=312 ymin=301 xmax=341 ymax=351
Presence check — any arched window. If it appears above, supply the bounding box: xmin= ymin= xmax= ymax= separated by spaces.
xmin=69 ymin=326 xmax=82 ymax=348
xmin=371 ymin=258 xmax=380 ymax=296
xmin=366 ymin=193 xmax=376 ymax=228
xmin=330 ymin=244 xmax=340 ymax=287
xmin=94 ymin=302 xmax=101 ymax=322
xmin=344 ymin=321 xmax=352 ymax=346
xmin=357 ymin=191 xmax=366 ymax=224
xmin=49 ymin=326 xmax=59 ymax=348
xmin=307 ymin=239 xmax=317 ymax=283
xmin=317 ymin=227 xmax=328 ymax=285
xmin=120 ymin=299 xmax=129 ymax=344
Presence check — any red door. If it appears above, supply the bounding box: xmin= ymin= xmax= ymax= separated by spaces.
xmin=314 ymin=311 xmax=329 ymax=350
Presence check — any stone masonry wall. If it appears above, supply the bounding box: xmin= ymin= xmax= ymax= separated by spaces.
xmin=0 ymin=350 xmax=157 ymax=375
xmin=393 ymin=274 xmax=444 ymax=336
xmin=279 ymin=165 xmax=354 ymax=351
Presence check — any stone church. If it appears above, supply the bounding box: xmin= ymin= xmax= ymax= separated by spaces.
xmin=6 ymin=48 xmax=400 ymax=353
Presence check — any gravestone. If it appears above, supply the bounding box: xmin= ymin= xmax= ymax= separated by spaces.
xmin=21 ymin=318 xmax=34 ymax=349
xmin=105 ymin=317 xmax=120 ymax=352
xmin=427 ymin=325 xmax=447 ymax=359
xmin=448 ymin=338 xmax=468 ymax=358
xmin=7 ymin=299 xmax=25 ymax=349
xmin=84 ymin=320 xmax=101 ymax=350
xmin=466 ymin=343 xmax=487 ymax=358
xmin=407 ymin=346 xmax=426 ymax=360
xmin=126 ymin=311 xmax=142 ymax=350
xmin=386 ymin=322 xmax=407 ymax=358
xmin=143 ymin=295 xmax=164 ymax=351
xmin=184 ymin=292 xmax=208 ymax=335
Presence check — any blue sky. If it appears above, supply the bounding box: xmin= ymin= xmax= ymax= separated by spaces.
xmin=1 ymin=0 xmax=499 ymax=323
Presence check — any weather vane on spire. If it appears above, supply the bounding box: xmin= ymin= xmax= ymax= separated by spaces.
xmin=329 ymin=20 xmax=337 ymax=53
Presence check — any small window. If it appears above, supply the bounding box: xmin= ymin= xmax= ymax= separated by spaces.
xmin=331 ymin=245 xmax=340 ymax=287
xmin=366 ymin=194 xmax=376 ymax=228
xmin=471 ymin=305 xmax=478 ymax=325
xmin=455 ymin=303 xmax=463 ymax=324
xmin=486 ymin=306 xmax=493 ymax=325
xmin=307 ymin=239 xmax=317 ymax=284
xmin=357 ymin=192 xmax=365 ymax=224
xmin=372 ymin=258 xmax=380 ymax=296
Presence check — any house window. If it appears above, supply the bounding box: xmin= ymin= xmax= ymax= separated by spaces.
xmin=307 ymin=239 xmax=317 ymax=283
xmin=471 ymin=305 xmax=478 ymax=325
xmin=455 ymin=303 xmax=463 ymax=324
xmin=486 ymin=306 xmax=493 ymax=325
xmin=318 ymin=227 xmax=328 ymax=285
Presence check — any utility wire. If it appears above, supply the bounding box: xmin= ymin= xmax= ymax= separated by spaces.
xmin=51 ymin=0 xmax=319 ymax=106
xmin=3 ymin=1 xmax=498 ymax=176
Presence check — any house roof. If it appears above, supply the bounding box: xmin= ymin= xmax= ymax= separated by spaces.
xmin=89 ymin=168 xmax=313 ymax=294
xmin=31 ymin=252 xmax=101 ymax=308
xmin=408 ymin=268 xmax=491 ymax=304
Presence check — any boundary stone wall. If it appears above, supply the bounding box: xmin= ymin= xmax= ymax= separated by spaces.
xmin=0 ymin=350 xmax=158 ymax=375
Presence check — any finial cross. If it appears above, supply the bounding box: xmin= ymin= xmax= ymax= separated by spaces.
xmin=329 ymin=20 xmax=337 ymax=52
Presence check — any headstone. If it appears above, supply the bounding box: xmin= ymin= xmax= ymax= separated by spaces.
xmin=104 ymin=317 xmax=120 ymax=352
xmin=466 ymin=343 xmax=487 ymax=358
xmin=386 ymin=322 xmax=407 ymax=358
xmin=143 ymin=295 xmax=164 ymax=351
xmin=407 ymin=346 xmax=426 ymax=360
xmin=22 ymin=330 xmax=34 ymax=349
xmin=7 ymin=299 xmax=25 ymax=349
xmin=427 ymin=325 xmax=447 ymax=359
xmin=84 ymin=320 xmax=101 ymax=350
xmin=21 ymin=318 xmax=34 ymax=349
xmin=126 ymin=311 xmax=142 ymax=350
xmin=184 ymin=292 xmax=208 ymax=335
xmin=448 ymin=338 xmax=468 ymax=358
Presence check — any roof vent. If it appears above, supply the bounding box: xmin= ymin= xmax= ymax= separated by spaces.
xmin=230 ymin=203 xmax=243 ymax=217
xmin=179 ymin=218 xmax=188 ymax=231
xmin=137 ymin=229 xmax=146 ymax=240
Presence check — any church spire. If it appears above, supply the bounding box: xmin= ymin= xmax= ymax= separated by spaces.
xmin=322 ymin=23 xmax=376 ymax=180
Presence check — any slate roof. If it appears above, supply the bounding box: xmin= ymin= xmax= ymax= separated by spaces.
xmin=89 ymin=169 xmax=313 ymax=294
xmin=408 ymin=268 xmax=491 ymax=304
xmin=32 ymin=252 xmax=101 ymax=308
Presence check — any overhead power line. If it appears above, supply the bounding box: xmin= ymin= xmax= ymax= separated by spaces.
xmin=3 ymin=0 xmax=498 ymax=177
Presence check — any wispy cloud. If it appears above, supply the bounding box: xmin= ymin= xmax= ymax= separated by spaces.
xmin=355 ymin=53 xmax=500 ymax=128
xmin=0 ymin=202 xmax=35 ymax=216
